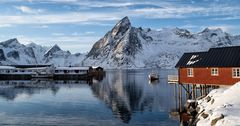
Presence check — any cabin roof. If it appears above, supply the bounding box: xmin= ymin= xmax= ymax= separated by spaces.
xmin=0 ymin=66 xmax=16 ymax=69
xmin=175 ymin=46 xmax=240 ymax=68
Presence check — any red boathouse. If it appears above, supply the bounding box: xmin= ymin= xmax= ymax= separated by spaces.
xmin=175 ymin=46 xmax=240 ymax=85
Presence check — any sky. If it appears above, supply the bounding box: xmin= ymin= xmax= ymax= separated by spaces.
xmin=0 ymin=0 xmax=240 ymax=53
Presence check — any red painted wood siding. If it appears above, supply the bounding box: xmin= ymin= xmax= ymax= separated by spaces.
xmin=179 ymin=67 xmax=240 ymax=85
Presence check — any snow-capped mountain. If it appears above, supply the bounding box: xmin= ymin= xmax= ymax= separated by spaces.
xmin=0 ymin=38 xmax=39 ymax=65
xmin=0 ymin=38 xmax=85 ymax=66
xmin=43 ymin=44 xmax=85 ymax=67
xmin=84 ymin=16 xmax=240 ymax=69
xmin=1 ymin=17 xmax=240 ymax=68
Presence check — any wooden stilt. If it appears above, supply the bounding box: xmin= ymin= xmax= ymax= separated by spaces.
xmin=178 ymin=84 xmax=182 ymax=112
xmin=192 ymin=84 xmax=196 ymax=99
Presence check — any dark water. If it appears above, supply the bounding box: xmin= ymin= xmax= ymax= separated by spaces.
xmin=0 ymin=69 xmax=187 ymax=126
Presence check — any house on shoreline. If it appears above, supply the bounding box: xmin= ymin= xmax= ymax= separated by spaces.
xmin=0 ymin=65 xmax=104 ymax=80
xmin=175 ymin=46 xmax=240 ymax=85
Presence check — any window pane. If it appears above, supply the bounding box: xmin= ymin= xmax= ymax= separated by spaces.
xmin=187 ymin=68 xmax=193 ymax=77
xmin=211 ymin=68 xmax=218 ymax=75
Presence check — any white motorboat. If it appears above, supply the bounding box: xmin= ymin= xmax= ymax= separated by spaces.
xmin=148 ymin=72 xmax=159 ymax=81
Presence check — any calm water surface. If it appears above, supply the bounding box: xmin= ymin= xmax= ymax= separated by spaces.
xmin=0 ymin=69 xmax=187 ymax=126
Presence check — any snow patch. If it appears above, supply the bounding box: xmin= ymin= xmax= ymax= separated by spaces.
xmin=197 ymin=82 xmax=240 ymax=126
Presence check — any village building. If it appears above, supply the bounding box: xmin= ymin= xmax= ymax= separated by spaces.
xmin=0 ymin=65 xmax=104 ymax=80
xmin=175 ymin=46 xmax=240 ymax=85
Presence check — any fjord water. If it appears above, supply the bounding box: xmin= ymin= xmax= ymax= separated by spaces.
xmin=0 ymin=69 xmax=184 ymax=126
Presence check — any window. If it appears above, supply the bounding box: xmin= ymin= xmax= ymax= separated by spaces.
xmin=211 ymin=68 xmax=218 ymax=76
xmin=233 ymin=68 xmax=240 ymax=78
xmin=187 ymin=68 xmax=194 ymax=77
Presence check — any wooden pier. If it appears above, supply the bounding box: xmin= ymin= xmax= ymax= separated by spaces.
xmin=168 ymin=75 xmax=179 ymax=84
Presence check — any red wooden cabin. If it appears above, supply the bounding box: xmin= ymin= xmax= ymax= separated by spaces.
xmin=175 ymin=46 xmax=240 ymax=85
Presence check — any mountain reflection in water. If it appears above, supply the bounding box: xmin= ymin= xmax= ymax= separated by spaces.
xmin=91 ymin=69 xmax=180 ymax=125
xmin=0 ymin=69 xmax=185 ymax=126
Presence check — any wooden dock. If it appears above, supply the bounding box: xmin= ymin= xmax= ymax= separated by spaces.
xmin=168 ymin=75 xmax=179 ymax=84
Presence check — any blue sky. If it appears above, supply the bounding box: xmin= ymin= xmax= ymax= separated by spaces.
xmin=0 ymin=0 xmax=240 ymax=53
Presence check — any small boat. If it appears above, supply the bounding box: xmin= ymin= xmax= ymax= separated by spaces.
xmin=148 ymin=72 xmax=159 ymax=81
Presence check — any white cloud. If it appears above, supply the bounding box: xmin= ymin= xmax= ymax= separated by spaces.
xmin=15 ymin=5 xmax=45 ymax=14
xmin=180 ymin=24 xmax=199 ymax=29
xmin=0 ymin=24 xmax=13 ymax=28
xmin=213 ymin=16 xmax=240 ymax=20
xmin=52 ymin=33 xmax=65 ymax=36
xmin=132 ymin=6 xmax=208 ymax=19
xmin=130 ymin=4 xmax=240 ymax=19
xmin=85 ymin=31 xmax=95 ymax=34
xmin=71 ymin=31 xmax=95 ymax=36
xmin=26 ymin=0 xmax=155 ymax=8
xmin=0 ymin=12 xmax=121 ymax=25
xmin=40 ymin=25 xmax=49 ymax=28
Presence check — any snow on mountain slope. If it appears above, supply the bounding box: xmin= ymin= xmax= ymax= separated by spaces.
xmin=43 ymin=44 xmax=85 ymax=66
xmin=26 ymin=42 xmax=49 ymax=64
xmin=0 ymin=38 xmax=38 ymax=65
xmin=84 ymin=16 xmax=239 ymax=69
xmin=0 ymin=38 xmax=85 ymax=66
xmin=1 ymin=17 xmax=239 ymax=69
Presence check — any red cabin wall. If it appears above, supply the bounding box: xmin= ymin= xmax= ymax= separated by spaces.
xmin=179 ymin=67 xmax=240 ymax=85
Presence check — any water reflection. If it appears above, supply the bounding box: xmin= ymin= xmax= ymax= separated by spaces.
xmin=90 ymin=69 xmax=180 ymax=125
xmin=0 ymin=79 xmax=89 ymax=100
xmin=0 ymin=69 xmax=208 ymax=126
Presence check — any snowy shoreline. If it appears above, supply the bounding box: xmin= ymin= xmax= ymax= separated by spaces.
xmin=195 ymin=82 xmax=240 ymax=126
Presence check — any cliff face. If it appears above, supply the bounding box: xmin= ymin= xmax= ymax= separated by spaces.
xmin=84 ymin=17 xmax=239 ymax=69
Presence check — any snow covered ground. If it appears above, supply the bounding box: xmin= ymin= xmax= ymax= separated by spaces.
xmin=196 ymin=82 xmax=240 ymax=126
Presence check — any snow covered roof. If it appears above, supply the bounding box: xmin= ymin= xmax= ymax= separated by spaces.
xmin=175 ymin=52 xmax=207 ymax=67
xmin=0 ymin=66 xmax=16 ymax=69
xmin=55 ymin=67 xmax=89 ymax=70
xmin=25 ymin=67 xmax=50 ymax=70
xmin=176 ymin=46 xmax=240 ymax=68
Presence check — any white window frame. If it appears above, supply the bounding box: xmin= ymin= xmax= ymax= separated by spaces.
xmin=187 ymin=68 xmax=194 ymax=77
xmin=232 ymin=68 xmax=240 ymax=78
xmin=211 ymin=68 xmax=218 ymax=76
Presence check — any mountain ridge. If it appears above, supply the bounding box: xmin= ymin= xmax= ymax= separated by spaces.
xmin=84 ymin=16 xmax=240 ymax=68
xmin=0 ymin=39 xmax=85 ymax=66
xmin=1 ymin=16 xmax=240 ymax=68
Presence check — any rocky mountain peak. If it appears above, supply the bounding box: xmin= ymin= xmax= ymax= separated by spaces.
xmin=0 ymin=38 xmax=21 ymax=48
xmin=199 ymin=28 xmax=225 ymax=35
xmin=173 ymin=27 xmax=193 ymax=38
xmin=44 ymin=44 xmax=62 ymax=57
xmin=111 ymin=16 xmax=131 ymax=37
xmin=51 ymin=44 xmax=61 ymax=51
xmin=27 ymin=42 xmax=38 ymax=47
